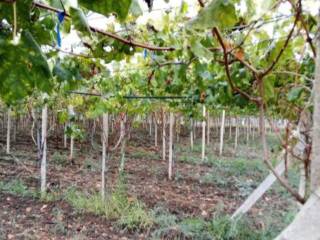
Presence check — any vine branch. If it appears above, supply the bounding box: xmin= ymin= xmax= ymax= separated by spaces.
xmin=32 ymin=2 xmax=175 ymax=52
xmin=212 ymin=27 xmax=260 ymax=104
xmin=261 ymin=1 xmax=301 ymax=77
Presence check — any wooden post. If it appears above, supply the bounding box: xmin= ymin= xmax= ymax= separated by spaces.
xmin=229 ymin=116 xmax=232 ymax=139
xmin=6 ymin=108 xmax=11 ymax=154
xmin=168 ymin=112 xmax=174 ymax=180
xmin=232 ymin=160 xmax=286 ymax=218
xmin=68 ymin=105 xmax=74 ymax=162
xmin=234 ymin=118 xmax=239 ymax=151
xmin=246 ymin=117 xmax=250 ymax=144
xmin=154 ymin=115 xmax=158 ymax=147
xmin=190 ymin=118 xmax=194 ymax=151
xmin=162 ymin=110 xmax=166 ymax=161
xmin=40 ymin=104 xmax=48 ymax=196
xmin=119 ymin=115 xmax=126 ymax=173
xmin=219 ymin=110 xmax=225 ymax=156
xmin=201 ymin=105 xmax=206 ymax=161
xmin=207 ymin=111 xmax=210 ymax=145
xmin=63 ymin=124 xmax=67 ymax=148
xmin=101 ymin=113 xmax=108 ymax=200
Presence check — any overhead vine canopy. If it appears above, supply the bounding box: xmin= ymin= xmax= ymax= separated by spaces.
xmin=0 ymin=0 xmax=317 ymax=120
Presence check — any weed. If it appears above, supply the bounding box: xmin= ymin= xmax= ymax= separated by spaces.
xmin=178 ymin=218 xmax=211 ymax=239
xmin=208 ymin=216 xmax=264 ymax=240
xmin=40 ymin=191 xmax=61 ymax=202
xmin=63 ymin=180 xmax=153 ymax=232
xmin=50 ymin=208 xmax=68 ymax=236
xmin=200 ymin=172 xmax=230 ymax=188
xmin=51 ymin=151 xmax=68 ymax=166
xmin=130 ymin=150 xmax=160 ymax=161
xmin=0 ymin=179 xmax=35 ymax=197
xmin=118 ymin=201 xmax=153 ymax=231
xmin=83 ymin=157 xmax=100 ymax=171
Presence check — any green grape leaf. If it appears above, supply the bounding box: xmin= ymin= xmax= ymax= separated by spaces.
xmin=70 ymin=7 xmax=91 ymax=35
xmin=263 ymin=76 xmax=275 ymax=101
xmin=287 ymin=86 xmax=304 ymax=102
xmin=0 ymin=31 xmax=52 ymax=104
xmin=188 ymin=0 xmax=238 ymax=30
xmin=130 ymin=0 xmax=143 ymax=17
xmin=78 ymin=0 xmax=132 ymax=21
xmin=190 ymin=38 xmax=212 ymax=59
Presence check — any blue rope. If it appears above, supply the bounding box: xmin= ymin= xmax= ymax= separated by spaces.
xmin=56 ymin=11 xmax=65 ymax=47
xmin=143 ymin=49 xmax=148 ymax=59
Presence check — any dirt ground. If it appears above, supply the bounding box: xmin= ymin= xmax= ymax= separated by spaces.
xmin=0 ymin=128 xmax=295 ymax=239
xmin=0 ymin=192 xmax=140 ymax=240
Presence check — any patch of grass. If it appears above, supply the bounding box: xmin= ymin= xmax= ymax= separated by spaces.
xmin=272 ymin=168 xmax=300 ymax=197
xmin=130 ymin=149 xmax=160 ymax=161
xmin=179 ymin=155 xmax=201 ymax=165
xmin=0 ymin=179 xmax=63 ymax=202
xmin=64 ymin=180 xmax=153 ymax=232
xmin=200 ymin=172 xmax=230 ymax=188
xmin=50 ymin=207 xmax=68 ymax=236
xmin=51 ymin=151 xmax=68 ymax=166
xmin=83 ymin=157 xmax=100 ymax=172
xmin=199 ymin=157 xmax=267 ymax=192
xmin=178 ymin=218 xmax=211 ymax=239
xmin=208 ymin=215 xmax=264 ymax=240
xmin=40 ymin=190 xmax=62 ymax=202
xmin=151 ymin=212 xmax=268 ymax=240
xmin=0 ymin=179 xmax=36 ymax=197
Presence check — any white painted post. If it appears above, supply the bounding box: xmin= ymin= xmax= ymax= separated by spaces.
xmin=68 ymin=105 xmax=74 ymax=162
xmin=219 ymin=110 xmax=226 ymax=156
xmin=154 ymin=116 xmax=158 ymax=147
xmin=234 ymin=118 xmax=239 ymax=151
xmin=190 ymin=118 xmax=194 ymax=151
xmin=6 ymin=108 xmax=11 ymax=154
xmin=168 ymin=112 xmax=174 ymax=180
xmin=201 ymin=105 xmax=206 ymax=161
xmin=232 ymin=160 xmax=286 ymax=218
xmin=207 ymin=111 xmax=210 ymax=145
xmin=162 ymin=111 xmax=166 ymax=161
xmin=40 ymin=104 xmax=48 ymax=196
xmin=63 ymin=124 xmax=67 ymax=148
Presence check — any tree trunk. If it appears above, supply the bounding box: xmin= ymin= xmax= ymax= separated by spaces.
xmin=259 ymin=103 xmax=269 ymax=161
xmin=40 ymin=104 xmax=48 ymax=196
xmin=6 ymin=108 xmax=11 ymax=154
xmin=202 ymin=105 xmax=206 ymax=161
xmin=219 ymin=110 xmax=225 ymax=156
xmin=101 ymin=113 xmax=108 ymax=200
xmin=168 ymin=112 xmax=174 ymax=180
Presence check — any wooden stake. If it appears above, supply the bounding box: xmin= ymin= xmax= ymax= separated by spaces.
xmin=168 ymin=112 xmax=174 ymax=180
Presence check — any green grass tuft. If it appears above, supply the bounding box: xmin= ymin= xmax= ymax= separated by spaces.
xmin=64 ymin=180 xmax=153 ymax=232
